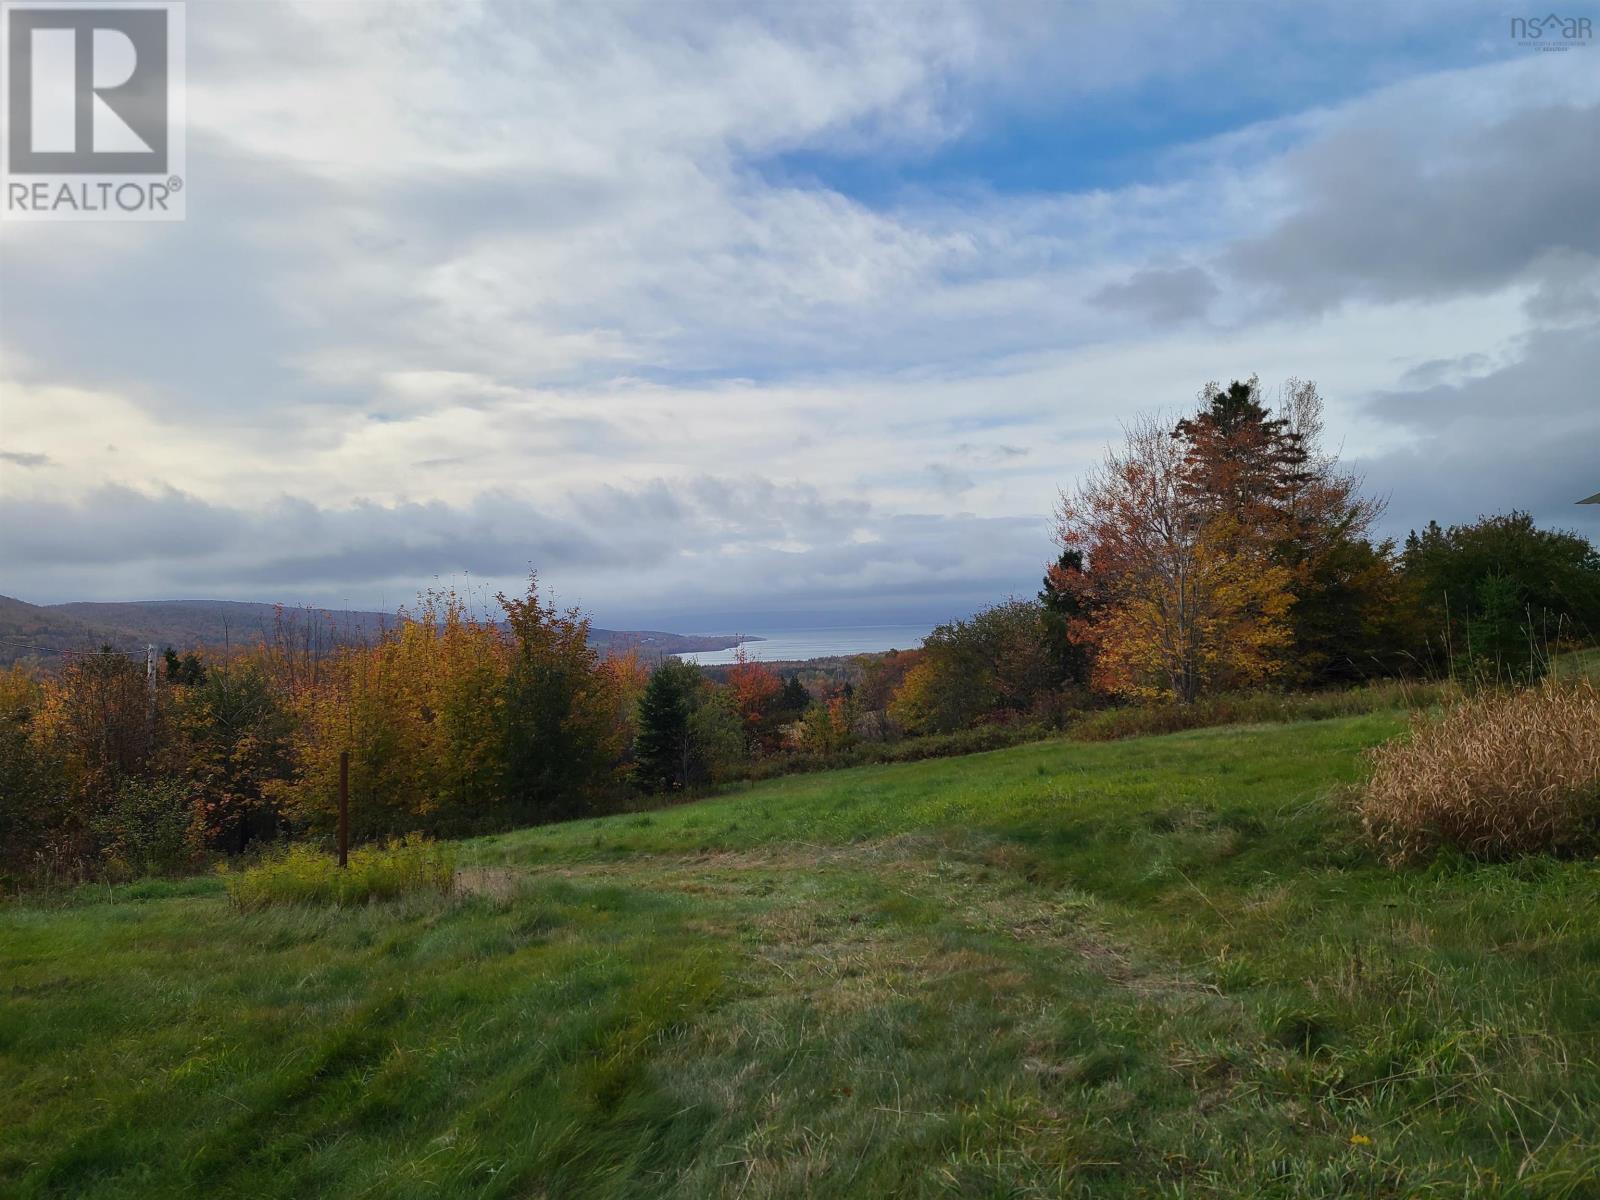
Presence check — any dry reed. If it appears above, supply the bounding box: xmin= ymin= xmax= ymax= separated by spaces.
xmin=1360 ymin=680 xmax=1600 ymax=864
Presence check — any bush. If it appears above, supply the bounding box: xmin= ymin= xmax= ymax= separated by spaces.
xmin=93 ymin=777 xmax=198 ymax=879
xmin=1068 ymin=680 xmax=1449 ymax=743
xmin=732 ymin=722 xmax=1051 ymax=782
xmin=223 ymin=835 xmax=456 ymax=910
xmin=1358 ymin=680 xmax=1600 ymax=864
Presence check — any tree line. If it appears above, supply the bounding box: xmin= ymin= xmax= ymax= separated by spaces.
xmin=2 ymin=374 xmax=1596 ymax=883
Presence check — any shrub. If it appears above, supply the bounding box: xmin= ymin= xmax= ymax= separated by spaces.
xmin=1068 ymin=680 xmax=1449 ymax=742
xmin=733 ymin=722 xmax=1050 ymax=782
xmin=223 ymin=835 xmax=456 ymax=910
xmin=93 ymin=777 xmax=198 ymax=879
xmin=889 ymin=600 xmax=1059 ymax=734
xmin=1358 ymin=680 xmax=1600 ymax=864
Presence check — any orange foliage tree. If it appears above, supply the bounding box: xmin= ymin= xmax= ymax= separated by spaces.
xmin=1057 ymin=414 xmax=1294 ymax=702
xmin=726 ymin=645 xmax=782 ymax=754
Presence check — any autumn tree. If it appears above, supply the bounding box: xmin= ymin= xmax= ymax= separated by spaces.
xmin=886 ymin=658 xmax=940 ymax=734
xmin=1057 ymin=414 xmax=1294 ymax=702
xmin=39 ymin=647 xmax=163 ymax=791
xmin=500 ymin=576 xmax=624 ymax=823
xmin=175 ymin=657 xmax=295 ymax=853
xmin=0 ymin=665 xmax=65 ymax=873
xmin=855 ymin=648 xmax=924 ymax=738
xmin=598 ymin=646 xmax=650 ymax=772
xmin=27 ymin=647 xmax=193 ymax=872
xmin=725 ymin=645 xmax=783 ymax=754
xmin=1173 ymin=376 xmax=1308 ymax=537
xmin=798 ymin=687 xmax=858 ymax=755
xmin=889 ymin=601 xmax=1060 ymax=733
xmin=287 ymin=589 xmax=510 ymax=838
xmin=1171 ymin=377 xmax=1396 ymax=686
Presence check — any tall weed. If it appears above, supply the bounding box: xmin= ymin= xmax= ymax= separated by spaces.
xmin=223 ymin=835 xmax=455 ymax=910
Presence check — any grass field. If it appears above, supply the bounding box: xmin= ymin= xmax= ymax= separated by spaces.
xmin=6 ymin=712 xmax=1600 ymax=1197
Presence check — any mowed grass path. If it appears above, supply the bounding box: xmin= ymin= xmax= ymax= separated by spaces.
xmin=6 ymin=714 xmax=1600 ymax=1197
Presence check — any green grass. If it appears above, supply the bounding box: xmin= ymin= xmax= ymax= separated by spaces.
xmin=1553 ymin=646 xmax=1600 ymax=683
xmin=6 ymin=712 xmax=1600 ymax=1196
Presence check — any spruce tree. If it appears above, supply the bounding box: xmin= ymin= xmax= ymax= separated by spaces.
xmin=1039 ymin=549 xmax=1093 ymax=688
xmin=632 ymin=660 xmax=704 ymax=792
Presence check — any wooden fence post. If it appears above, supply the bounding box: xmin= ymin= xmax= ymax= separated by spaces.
xmin=338 ymin=751 xmax=350 ymax=869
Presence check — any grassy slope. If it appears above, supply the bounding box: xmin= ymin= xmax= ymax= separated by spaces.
xmin=5 ymin=713 xmax=1600 ymax=1198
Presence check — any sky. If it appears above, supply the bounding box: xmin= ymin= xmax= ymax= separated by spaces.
xmin=1 ymin=0 xmax=1597 ymax=630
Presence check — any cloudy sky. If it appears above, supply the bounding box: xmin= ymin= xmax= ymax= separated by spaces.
xmin=2 ymin=0 xmax=1597 ymax=629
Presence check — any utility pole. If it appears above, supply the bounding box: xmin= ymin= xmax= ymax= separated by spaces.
xmin=145 ymin=644 xmax=157 ymax=742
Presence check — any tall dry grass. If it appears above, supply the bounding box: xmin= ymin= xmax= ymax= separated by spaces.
xmin=1360 ymin=680 xmax=1600 ymax=864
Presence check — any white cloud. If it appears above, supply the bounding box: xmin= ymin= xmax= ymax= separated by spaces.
xmin=2 ymin=0 xmax=1595 ymax=618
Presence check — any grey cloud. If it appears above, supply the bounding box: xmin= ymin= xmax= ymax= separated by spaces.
xmin=954 ymin=442 xmax=1028 ymax=462
xmin=1525 ymin=254 xmax=1600 ymax=324
xmin=1366 ymin=430 xmax=1600 ymax=547
xmin=1397 ymin=353 xmax=1491 ymax=389
xmin=1358 ymin=324 xmax=1600 ymax=541
xmin=1092 ymin=265 xmax=1218 ymax=324
xmin=1 ymin=476 xmax=1051 ymax=624
xmin=1228 ymin=103 xmax=1600 ymax=310
xmin=0 ymin=450 xmax=54 ymax=468
xmin=1 ymin=485 xmax=243 ymax=565
xmin=1366 ymin=324 xmax=1600 ymax=427
xmin=927 ymin=463 xmax=975 ymax=495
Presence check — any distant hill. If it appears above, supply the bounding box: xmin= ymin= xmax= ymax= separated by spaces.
xmin=0 ymin=596 xmax=753 ymax=667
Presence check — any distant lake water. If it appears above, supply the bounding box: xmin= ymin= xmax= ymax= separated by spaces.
xmin=682 ymin=625 xmax=933 ymax=665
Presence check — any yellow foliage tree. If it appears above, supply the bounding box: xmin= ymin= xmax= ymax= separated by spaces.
xmin=283 ymin=589 xmax=509 ymax=838
xmin=1057 ymin=416 xmax=1296 ymax=702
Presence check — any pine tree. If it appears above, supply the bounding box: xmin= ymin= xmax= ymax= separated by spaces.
xmin=632 ymin=659 xmax=705 ymax=792
xmin=1172 ymin=376 xmax=1308 ymax=537
xmin=1040 ymin=549 xmax=1094 ymax=688
xmin=778 ymin=674 xmax=811 ymax=717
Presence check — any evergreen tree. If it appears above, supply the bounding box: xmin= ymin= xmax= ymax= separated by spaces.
xmin=777 ymin=674 xmax=811 ymax=718
xmin=1040 ymin=549 xmax=1093 ymax=688
xmin=632 ymin=659 xmax=705 ymax=792
xmin=1173 ymin=376 xmax=1308 ymax=534
xmin=163 ymin=648 xmax=207 ymax=686
xmin=1172 ymin=376 xmax=1397 ymax=687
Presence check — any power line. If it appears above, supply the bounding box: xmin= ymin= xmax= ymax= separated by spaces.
xmin=0 ymin=635 xmax=145 ymax=660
